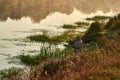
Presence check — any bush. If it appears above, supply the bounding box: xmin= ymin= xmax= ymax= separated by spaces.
xmin=82 ymin=21 xmax=104 ymax=43
xmin=104 ymin=14 xmax=120 ymax=31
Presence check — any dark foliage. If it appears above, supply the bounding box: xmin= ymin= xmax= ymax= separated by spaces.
xmin=104 ymin=14 xmax=120 ymax=31
xmin=82 ymin=21 xmax=103 ymax=43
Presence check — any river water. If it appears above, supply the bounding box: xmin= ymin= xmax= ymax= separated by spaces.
xmin=0 ymin=0 xmax=120 ymax=70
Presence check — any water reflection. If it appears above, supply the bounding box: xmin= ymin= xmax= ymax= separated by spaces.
xmin=0 ymin=0 xmax=120 ymax=23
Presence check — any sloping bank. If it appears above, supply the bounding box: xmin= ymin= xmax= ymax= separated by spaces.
xmin=26 ymin=14 xmax=120 ymax=80
xmin=3 ymin=14 xmax=120 ymax=80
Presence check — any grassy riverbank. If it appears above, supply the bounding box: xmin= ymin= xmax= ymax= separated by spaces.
xmin=0 ymin=14 xmax=120 ymax=80
xmin=26 ymin=14 xmax=120 ymax=80
xmin=28 ymin=36 xmax=120 ymax=80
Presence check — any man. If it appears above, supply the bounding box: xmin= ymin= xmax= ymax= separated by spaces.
xmin=72 ymin=36 xmax=83 ymax=54
xmin=64 ymin=36 xmax=83 ymax=54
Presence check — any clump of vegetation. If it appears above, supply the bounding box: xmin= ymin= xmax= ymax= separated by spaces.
xmin=27 ymin=34 xmax=50 ymax=43
xmin=61 ymin=22 xmax=89 ymax=29
xmin=86 ymin=15 xmax=111 ymax=21
xmin=18 ymin=45 xmax=74 ymax=66
xmin=104 ymin=14 xmax=120 ymax=31
xmin=62 ymin=24 xmax=77 ymax=29
xmin=83 ymin=42 xmax=98 ymax=52
xmin=0 ymin=67 xmax=23 ymax=80
xmin=75 ymin=21 xmax=90 ymax=26
xmin=52 ymin=30 xmax=81 ymax=43
xmin=27 ymin=30 xmax=81 ymax=44
xmin=82 ymin=21 xmax=104 ymax=43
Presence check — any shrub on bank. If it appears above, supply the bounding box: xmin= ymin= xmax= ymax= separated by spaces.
xmin=82 ymin=21 xmax=104 ymax=43
xmin=18 ymin=45 xmax=74 ymax=66
xmin=104 ymin=14 xmax=120 ymax=31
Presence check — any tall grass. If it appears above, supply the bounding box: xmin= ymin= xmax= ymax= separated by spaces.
xmin=18 ymin=44 xmax=74 ymax=66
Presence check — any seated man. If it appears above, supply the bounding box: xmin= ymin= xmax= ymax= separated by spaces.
xmin=65 ymin=36 xmax=83 ymax=54
xmin=72 ymin=36 xmax=83 ymax=54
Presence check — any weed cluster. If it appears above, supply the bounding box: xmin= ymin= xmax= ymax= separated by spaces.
xmin=27 ymin=30 xmax=81 ymax=44
xmin=86 ymin=15 xmax=111 ymax=21
xmin=18 ymin=45 xmax=74 ymax=66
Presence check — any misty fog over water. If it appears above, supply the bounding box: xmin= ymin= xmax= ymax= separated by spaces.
xmin=0 ymin=0 xmax=120 ymax=23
